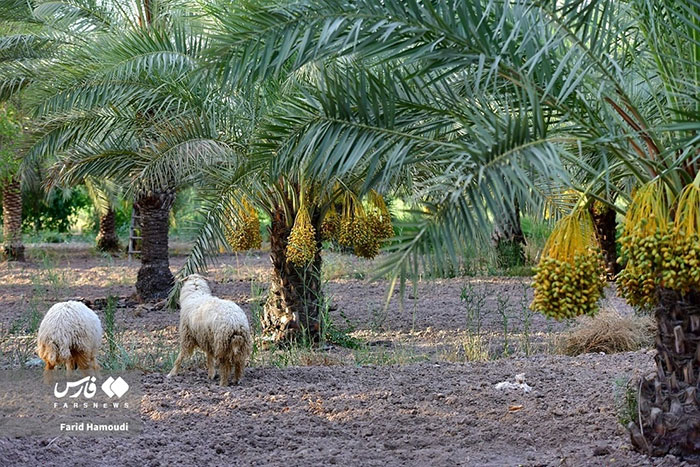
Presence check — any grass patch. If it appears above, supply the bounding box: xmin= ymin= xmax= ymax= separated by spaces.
xmin=99 ymin=297 xmax=180 ymax=372
xmin=352 ymin=343 xmax=430 ymax=366
xmin=556 ymin=309 xmax=654 ymax=356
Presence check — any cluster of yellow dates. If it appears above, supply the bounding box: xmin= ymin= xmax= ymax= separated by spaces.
xmin=224 ymin=199 xmax=262 ymax=251
xmin=531 ymin=209 xmax=607 ymax=319
xmin=286 ymin=191 xmax=394 ymax=266
xmin=286 ymin=205 xmax=317 ymax=266
xmin=322 ymin=191 xmax=393 ymax=259
xmin=618 ymin=180 xmax=700 ymax=308
xmin=533 ymin=178 xmax=700 ymax=317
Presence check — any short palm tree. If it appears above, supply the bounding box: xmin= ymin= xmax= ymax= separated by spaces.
xmin=175 ymin=67 xmax=398 ymax=342
xmin=84 ymin=177 xmax=122 ymax=253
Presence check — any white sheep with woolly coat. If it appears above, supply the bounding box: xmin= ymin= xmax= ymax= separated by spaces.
xmin=37 ymin=301 xmax=102 ymax=382
xmin=168 ymin=274 xmax=252 ymax=386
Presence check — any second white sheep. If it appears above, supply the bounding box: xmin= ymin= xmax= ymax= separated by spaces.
xmin=168 ymin=274 xmax=252 ymax=386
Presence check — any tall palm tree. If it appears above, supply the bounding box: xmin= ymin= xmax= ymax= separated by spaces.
xmin=0 ymin=1 xmax=53 ymax=262
xmin=0 ymin=103 xmax=24 ymax=261
xmin=206 ymin=0 xmax=699 ymax=456
xmin=18 ymin=0 xmax=223 ymax=300
xmin=0 ymin=1 xmax=122 ymax=257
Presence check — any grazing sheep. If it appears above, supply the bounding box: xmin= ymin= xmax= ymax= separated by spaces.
xmin=37 ymin=301 xmax=102 ymax=383
xmin=168 ymin=274 xmax=252 ymax=386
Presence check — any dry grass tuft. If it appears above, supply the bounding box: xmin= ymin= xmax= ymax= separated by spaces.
xmin=557 ymin=308 xmax=654 ymax=356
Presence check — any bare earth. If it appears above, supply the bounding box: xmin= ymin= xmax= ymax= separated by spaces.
xmin=0 ymin=245 xmax=689 ymax=466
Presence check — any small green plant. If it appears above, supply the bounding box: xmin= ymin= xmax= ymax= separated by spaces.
xmin=496 ymin=294 xmax=511 ymax=357
xmin=614 ymin=377 xmax=639 ymax=427
xmin=9 ymin=301 xmax=44 ymax=335
xmin=99 ymin=296 xmax=162 ymax=371
xmin=461 ymin=283 xmax=486 ymax=334
xmin=8 ymin=318 xmax=24 ymax=335
xmin=368 ymin=306 xmax=388 ymax=332
xmin=26 ymin=305 xmax=43 ymax=334
xmin=104 ymin=295 xmax=117 ymax=358
xmin=459 ymin=283 xmax=487 ymax=334
xmin=29 ymin=253 xmax=68 ymax=301
xmin=249 ymin=282 xmax=265 ymax=333
xmin=460 ymin=283 xmax=490 ymax=361
xmin=318 ymin=297 xmax=361 ymax=349
xmin=518 ymin=282 xmax=534 ymax=356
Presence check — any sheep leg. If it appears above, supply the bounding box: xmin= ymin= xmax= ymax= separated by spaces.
xmin=65 ymin=358 xmax=74 ymax=379
xmin=43 ymin=363 xmax=55 ymax=385
xmin=206 ymin=353 xmax=216 ymax=380
xmin=168 ymin=332 xmax=194 ymax=378
xmin=168 ymin=351 xmax=186 ymax=377
xmin=233 ymin=359 xmax=244 ymax=385
xmin=90 ymin=356 xmax=101 ymax=378
xmin=219 ymin=363 xmax=231 ymax=387
xmin=167 ymin=347 xmax=192 ymax=378
xmin=82 ymin=354 xmax=100 ymax=378
xmin=74 ymin=350 xmax=94 ymax=377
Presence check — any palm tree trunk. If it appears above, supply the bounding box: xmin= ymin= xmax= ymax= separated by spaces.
xmin=492 ymin=200 xmax=525 ymax=268
xmin=261 ymin=206 xmax=323 ymax=344
xmin=96 ymin=207 xmax=120 ymax=253
xmin=590 ymin=203 xmax=620 ymax=277
xmin=629 ymin=289 xmax=700 ymax=458
xmin=134 ymin=190 xmax=175 ymax=301
xmin=2 ymin=176 xmax=24 ymax=261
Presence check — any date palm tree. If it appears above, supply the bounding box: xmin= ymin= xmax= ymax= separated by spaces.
xmin=11 ymin=0 xmax=226 ymax=300
xmin=0 ymin=104 xmax=24 ymax=261
xmin=175 ymin=67 xmax=401 ymax=342
xmin=0 ymin=1 xmax=54 ymax=262
xmin=0 ymin=1 xmax=123 ymax=256
xmin=84 ymin=177 xmax=121 ymax=252
xmin=206 ymin=0 xmax=699 ymax=457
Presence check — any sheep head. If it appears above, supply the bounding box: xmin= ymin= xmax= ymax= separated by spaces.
xmin=180 ymin=274 xmax=212 ymax=302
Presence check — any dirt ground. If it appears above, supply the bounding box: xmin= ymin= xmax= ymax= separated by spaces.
xmin=0 ymin=245 xmax=689 ymax=466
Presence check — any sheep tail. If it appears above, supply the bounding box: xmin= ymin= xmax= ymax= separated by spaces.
xmin=41 ymin=341 xmax=67 ymax=365
xmin=58 ymin=342 xmax=72 ymax=361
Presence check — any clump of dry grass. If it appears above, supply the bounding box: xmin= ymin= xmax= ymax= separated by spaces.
xmin=556 ymin=308 xmax=654 ymax=356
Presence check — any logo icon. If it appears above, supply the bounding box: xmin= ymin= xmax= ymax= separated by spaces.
xmin=101 ymin=376 xmax=129 ymax=398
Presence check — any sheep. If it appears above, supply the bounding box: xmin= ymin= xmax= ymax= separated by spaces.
xmin=168 ymin=274 xmax=252 ymax=386
xmin=36 ymin=301 xmax=102 ymax=383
